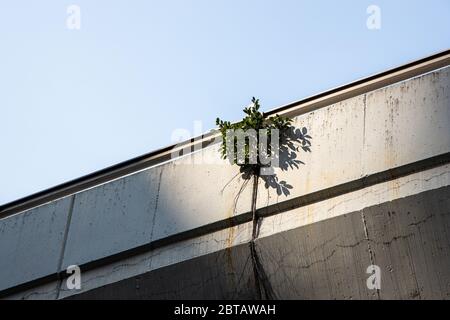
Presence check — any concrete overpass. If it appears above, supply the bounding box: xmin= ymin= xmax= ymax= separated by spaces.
xmin=1 ymin=50 xmax=450 ymax=299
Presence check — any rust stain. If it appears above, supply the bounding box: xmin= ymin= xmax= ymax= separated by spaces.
xmin=307 ymin=203 xmax=314 ymax=225
xmin=384 ymin=92 xmax=398 ymax=171
xmin=224 ymin=204 xmax=237 ymax=290
xmin=225 ymin=205 xmax=236 ymax=274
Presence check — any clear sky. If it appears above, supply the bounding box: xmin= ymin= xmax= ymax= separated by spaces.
xmin=1 ymin=0 xmax=449 ymax=205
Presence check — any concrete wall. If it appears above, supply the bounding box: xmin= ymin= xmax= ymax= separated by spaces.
xmin=0 ymin=197 xmax=72 ymax=291
xmin=256 ymin=67 xmax=450 ymax=208
xmin=60 ymin=144 xmax=254 ymax=271
xmin=62 ymin=185 xmax=450 ymax=300
xmin=1 ymin=65 xmax=449 ymax=299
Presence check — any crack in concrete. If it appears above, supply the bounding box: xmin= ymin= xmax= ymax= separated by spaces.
xmin=380 ymin=233 xmax=415 ymax=246
xmin=149 ymin=168 xmax=164 ymax=244
xmin=55 ymin=194 xmax=76 ymax=300
xmin=22 ymin=288 xmax=58 ymax=300
xmin=336 ymin=239 xmax=366 ymax=248
xmin=408 ymin=214 xmax=434 ymax=227
xmin=360 ymin=209 xmax=380 ymax=300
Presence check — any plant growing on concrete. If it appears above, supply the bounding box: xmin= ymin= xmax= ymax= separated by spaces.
xmin=216 ymin=98 xmax=312 ymax=299
xmin=216 ymin=97 xmax=302 ymax=300
xmin=215 ymin=97 xmax=293 ymax=175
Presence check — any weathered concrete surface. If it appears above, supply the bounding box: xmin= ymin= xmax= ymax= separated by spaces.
xmin=67 ymin=243 xmax=258 ymax=300
xmin=257 ymin=67 xmax=450 ymax=208
xmin=51 ymin=164 xmax=450 ymax=299
xmin=61 ymin=143 xmax=253 ymax=269
xmin=363 ymin=68 xmax=450 ymax=175
xmin=254 ymin=208 xmax=374 ymax=300
xmin=257 ymin=164 xmax=450 ymax=239
xmin=364 ymin=186 xmax=450 ymax=299
xmin=255 ymin=186 xmax=450 ymax=300
xmin=150 ymin=144 xmax=252 ymax=242
xmin=0 ymin=197 xmax=72 ymax=291
xmin=256 ymin=94 xmax=365 ymax=207
xmin=61 ymin=167 xmax=163 ymax=269
xmin=3 ymin=281 xmax=59 ymax=300
xmin=66 ymin=186 xmax=450 ymax=300
xmin=57 ymin=221 xmax=253 ymax=299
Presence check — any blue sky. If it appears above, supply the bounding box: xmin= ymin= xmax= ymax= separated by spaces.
xmin=1 ymin=0 xmax=449 ymax=205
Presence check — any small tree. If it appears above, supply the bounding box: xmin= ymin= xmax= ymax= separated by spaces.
xmin=216 ymin=97 xmax=292 ymax=175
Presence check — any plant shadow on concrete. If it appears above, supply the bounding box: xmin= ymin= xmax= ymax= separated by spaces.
xmin=239 ymin=125 xmax=312 ymax=196
xmin=217 ymin=97 xmax=312 ymax=197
